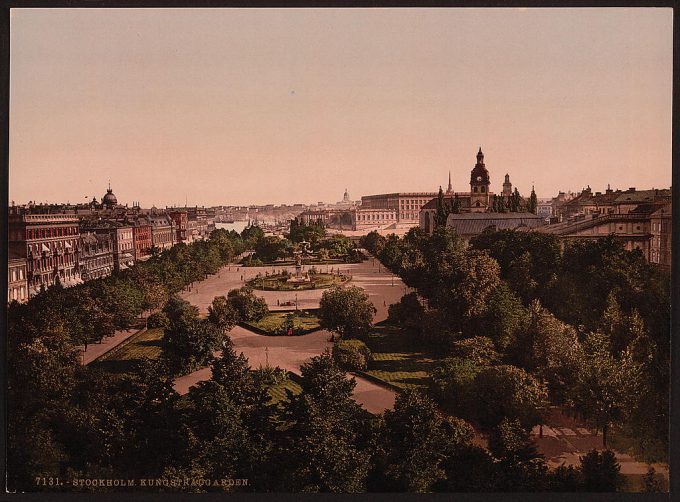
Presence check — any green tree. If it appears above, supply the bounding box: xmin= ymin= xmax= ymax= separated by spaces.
xmin=579 ymin=449 xmax=624 ymax=492
xmin=488 ymin=417 xmax=548 ymax=491
xmin=472 ymin=365 xmax=549 ymax=429
xmin=449 ymin=336 xmax=500 ymax=366
xmin=208 ymin=296 xmax=239 ymax=332
xmin=226 ymin=287 xmax=269 ymax=322
xmin=571 ymin=332 xmax=643 ymax=448
xmin=380 ymin=390 xmax=475 ymax=492
xmin=272 ymin=351 xmax=370 ymax=492
xmin=318 ymin=286 xmax=376 ymax=339
xmin=332 ymin=339 xmax=372 ymax=371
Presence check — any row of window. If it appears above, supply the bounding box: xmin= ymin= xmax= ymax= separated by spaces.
xmin=25 ymin=226 xmax=78 ymax=240
xmin=8 ymin=286 xmax=27 ymax=302
xmin=9 ymin=268 xmax=25 ymax=282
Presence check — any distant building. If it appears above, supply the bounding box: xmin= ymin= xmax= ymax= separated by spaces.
xmin=149 ymin=214 xmax=176 ymax=251
xmin=9 ymin=213 xmax=81 ymax=295
xmin=132 ymin=216 xmax=153 ymax=261
xmin=650 ymin=203 xmax=672 ymax=271
xmin=538 ymin=191 xmax=672 ymax=268
xmin=167 ymin=210 xmax=189 ymax=242
xmin=8 ymin=258 xmax=28 ymax=303
xmin=420 ymin=148 xmax=526 ymax=234
xmin=81 ymin=220 xmax=135 ymax=272
xmin=78 ymin=231 xmax=114 ymax=281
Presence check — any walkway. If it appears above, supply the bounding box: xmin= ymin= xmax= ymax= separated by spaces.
xmin=174 ymin=257 xmax=402 ymax=413
xmin=80 ymin=323 xmax=145 ymax=365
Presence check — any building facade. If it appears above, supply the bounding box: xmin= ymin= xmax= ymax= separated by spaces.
xmin=8 ymin=258 xmax=28 ymax=303
xmin=132 ymin=217 xmax=153 ymax=261
xmin=149 ymin=214 xmax=176 ymax=250
xmin=167 ymin=210 xmax=188 ymax=243
xmin=649 ymin=203 xmax=672 ymax=271
xmin=9 ymin=213 xmax=81 ymax=295
xmin=78 ymin=232 xmax=115 ymax=281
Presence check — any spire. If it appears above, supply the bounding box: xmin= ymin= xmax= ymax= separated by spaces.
xmin=447 ymin=171 xmax=453 ymax=194
xmin=476 ymin=147 xmax=484 ymax=165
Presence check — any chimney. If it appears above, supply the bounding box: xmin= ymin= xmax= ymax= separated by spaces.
xmin=629 ymin=187 xmax=636 ymax=192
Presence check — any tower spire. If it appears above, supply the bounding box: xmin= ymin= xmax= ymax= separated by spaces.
xmin=447 ymin=171 xmax=453 ymax=194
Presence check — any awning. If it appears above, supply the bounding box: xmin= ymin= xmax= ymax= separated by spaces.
xmin=65 ymin=241 xmax=72 ymax=249
xmin=41 ymin=243 xmax=50 ymax=252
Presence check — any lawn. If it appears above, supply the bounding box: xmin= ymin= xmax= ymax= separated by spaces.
xmin=92 ymin=328 xmax=165 ymax=374
xmin=247 ymin=272 xmax=348 ymax=291
xmin=268 ymin=377 xmax=303 ymax=404
xmin=362 ymin=326 xmax=438 ymax=390
xmin=247 ymin=310 xmax=321 ymax=335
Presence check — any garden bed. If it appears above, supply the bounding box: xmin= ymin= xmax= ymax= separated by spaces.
xmin=242 ymin=310 xmax=321 ymax=336
xmin=246 ymin=272 xmax=349 ymax=291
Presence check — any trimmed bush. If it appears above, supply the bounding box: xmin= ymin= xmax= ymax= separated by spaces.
xmin=332 ymin=339 xmax=372 ymax=371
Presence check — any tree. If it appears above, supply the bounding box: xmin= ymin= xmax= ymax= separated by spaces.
xmin=472 ymin=365 xmax=549 ymax=429
xmin=254 ymin=236 xmax=292 ymax=263
xmin=449 ymin=337 xmax=500 ymax=366
xmin=241 ymin=224 xmax=265 ymax=248
xmin=380 ymin=390 xmax=475 ymax=492
xmin=473 ymin=282 xmax=528 ymax=352
xmin=488 ymin=417 xmax=548 ymax=491
xmin=528 ymin=186 xmax=538 ymax=214
xmin=571 ymin=332 xmax=643 ymax=448
xmin=226 ymin=287 xmax=269 ymax=322
xmin=520 ymin=300 xmax=582 ymax=403
xmin=579 ymin=449 xmax=624 ymax=492
xmin=318 ymin=286 xmax=376 ymax=340
xmin=272 ymin=351 xmax=370 ymax=492
xmin=208 ymin=296 xmax=239 ymax=333
xmin=332 ymin=339 xmax=372 ymax=371
xmin=429 ymin=357 xmax=482 ymax=417
xmin=387 ymin=292 xmax=424 ymax=334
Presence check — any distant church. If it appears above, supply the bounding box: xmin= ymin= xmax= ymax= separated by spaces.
xmin=420 ymin=148 xmax=543 ymax=237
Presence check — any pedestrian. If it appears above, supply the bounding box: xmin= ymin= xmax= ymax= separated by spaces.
xmin=277 ymin=299 xmax=280 ymax=306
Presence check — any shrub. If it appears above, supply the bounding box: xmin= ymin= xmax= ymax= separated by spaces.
xmin=332 ymin=339 xmax=372 ymax=371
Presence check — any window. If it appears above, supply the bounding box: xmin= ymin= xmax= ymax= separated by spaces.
xmin=473 ymin=187 xmax=478 ymax=193
xmin=481 ymin=186 xmax=486 ymax=193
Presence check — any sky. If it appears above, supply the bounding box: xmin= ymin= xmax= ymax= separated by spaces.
xmin=9 ymin=8 xmax=673 ymax=207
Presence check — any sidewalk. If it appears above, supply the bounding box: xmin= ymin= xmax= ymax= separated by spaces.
xmin=79 ymin=315 xmax=149 ymax=365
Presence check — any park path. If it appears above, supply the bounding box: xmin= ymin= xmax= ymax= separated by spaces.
xmin=174 ymin=257 xmax=402 ymax=414
xmin=79 ymin=314 xmax=148 ymax=365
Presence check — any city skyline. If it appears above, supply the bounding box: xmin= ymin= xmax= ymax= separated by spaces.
xmin=10 ymin=8 xmax=673 ymax=206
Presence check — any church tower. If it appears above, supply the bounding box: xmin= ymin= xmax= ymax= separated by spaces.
xmin=469 ymin=147 xmax=491 ymax=212
xmin=503 ymin=173 xmax=512 ymax=196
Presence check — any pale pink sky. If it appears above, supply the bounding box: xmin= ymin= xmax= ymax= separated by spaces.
xmin=9 ymin=8 xmax=672 ymax=207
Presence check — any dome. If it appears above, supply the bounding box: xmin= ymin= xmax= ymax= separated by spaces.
xmin=102 ymin=186 xmax=118 ymax=207
xmin=470 ymin=148 xmax=490 ymax=184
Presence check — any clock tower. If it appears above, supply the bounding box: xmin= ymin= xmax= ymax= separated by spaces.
xmin=469 ymin=147 xmax=491 ymax=212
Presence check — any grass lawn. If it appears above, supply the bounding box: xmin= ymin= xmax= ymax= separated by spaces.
xmin=247 ymin=272 xmax=348 ymax=291
xmin=248 ymin=311 xmax=320 ymax=335
xmin=268 ymin=378 xmax=303 ymax=404
xmin=92 ymin=328 xmax=165 ymax=375
xmin=363 ymin=326 xmax=438 ymax=390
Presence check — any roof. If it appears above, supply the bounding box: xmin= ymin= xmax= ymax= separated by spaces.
xmin=446 ymin=212 xmax=546 ymax=235
xmin=613 ymin=189 xmax=671 ymax=204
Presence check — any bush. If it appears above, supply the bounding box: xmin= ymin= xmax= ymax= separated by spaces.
xmin=146 ymin=311 xmax=169 ymax=329
xmin=332 ymin=339 xmax=372 ymax=371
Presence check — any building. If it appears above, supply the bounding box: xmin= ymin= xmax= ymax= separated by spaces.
xmin=101 ymin=183 xmax=119 ymax=210
xmin=78 ymin=232 xmax=115 ymax=281
xmin=420 ymin=148 xmax=524 ymax=234
xmin=8 ymin=258 xmax=28 ymax=303
xmin=149 ymin=214 xmax=176 ymax=251
xmin=81 ymin=220 xmax=136 ymax=272
xmin=650 ymin=203 xmax=672 ymax=271
xmin=9 ymin=213 xmax=81 ymax=295
xmin=360 ymin=192 xmax=437 ymax=226
xmin=445 ymin=213 xmax=546 ymax=244
xmin=132 ymin=216 xmax=153 ymax=261
xmin=167 ymin=210 xmax=189 ymax=243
